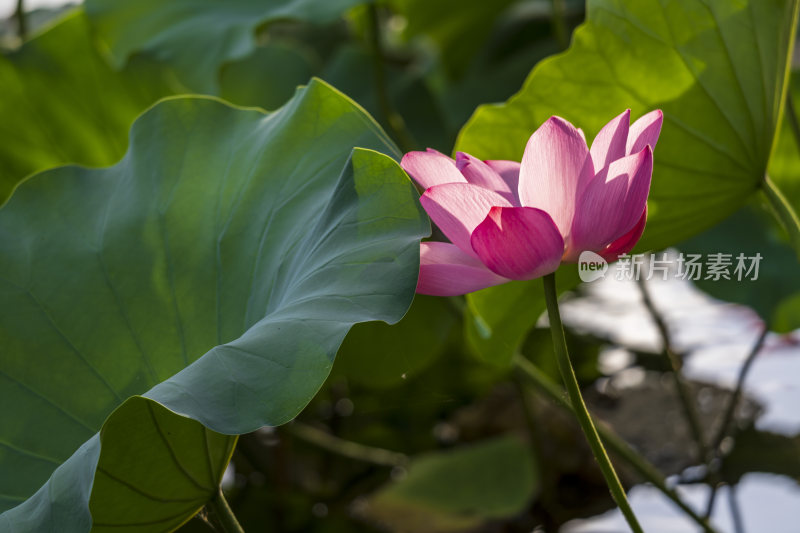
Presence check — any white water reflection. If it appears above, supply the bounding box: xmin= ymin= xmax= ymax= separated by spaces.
xmin=0 ymin=0 xmax=78 ymax=20
xmin=558 ymin=261 xmax=800 ymax=533
xmin=559 ymin=260 xmax=800 ymax=435
xmin=562 ymin=473 xmax=800 ymax=533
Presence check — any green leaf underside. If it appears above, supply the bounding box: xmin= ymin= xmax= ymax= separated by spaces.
xmin=333 ymin=295 xmax=458 ymax=388
xmin=0 ymin=79 xmax=428 ymax=531
xmin=0 ymin=11 xmax=175 ymax=205
xmin=465 ymin=268 xmax=580 ymax=366
xmin=366 ymin=436 xmax=538 ymax=532
xmin=457 ymin=0 xmax=797 ymax=252
xmin=90 ymin=398 xmax=236 ymax=532
xmin=84 ymin=0 xmax=366 ymax=93
xmin=457 ymin=0 xmax=798 ymax=364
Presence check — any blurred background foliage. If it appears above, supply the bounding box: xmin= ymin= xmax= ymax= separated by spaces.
xmin=2 ymin=0 xmax=800 ymax=531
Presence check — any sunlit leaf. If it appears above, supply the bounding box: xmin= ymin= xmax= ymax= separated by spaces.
xmin=0 ymin=11 xmax=174 ymax=204
xmin=457 ymin=0 xmax=798 ymax=251
xmin=456 ymin=0 xmax=799 ymax=364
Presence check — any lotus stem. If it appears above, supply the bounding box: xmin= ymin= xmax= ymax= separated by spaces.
xmin=15 ymin=0 xmax=26 ymax=40
xmin=287 ymin=421 xmax=409 ymax=467
xmin=513 ymin=354 xmax=718 ymax=533
xmin=550 ymin=0 xmax=568 ymax=50
xmin=762 ymin=175 xmax=800 ymax=261
xmin=542 ymin=272 xmax=644 ymax=533
xmin=207 ymin=487 xmax=244 ymax=533
xmin=703 ymin=325 xmax=768 ymax=518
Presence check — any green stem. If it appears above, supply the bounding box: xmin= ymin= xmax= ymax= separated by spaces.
xmin=287 ymin=421 xmax=408 ymax=467
xmin=15 ymin=0 xmax=26 ymax=40
xmin=550 ymin=0 xmax=568 ymax=50
xmin=542 ymin=272 xmax=644 ymax=533
xmin=513 ymin=354 xmax=718 ymax=533
xmin=366 ymin=4 xmax=415 ymax=153
xmin=207 ymin=487 xmax=244 ymax=533
xmin=703 ymin=325 xmax=768 ymax=519
xmin=762 ymin=175 xmax=800 ymax=261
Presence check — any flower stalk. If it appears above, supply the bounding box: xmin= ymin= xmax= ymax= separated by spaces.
xmin=207 ymin=487 xmax=244 ymax=533
xmin=513 ymin=354 xmax=718 ymax=533
xmin=542 ymin=272 xmax=644 ymax=533
xmin=762 ymin=174 xmax=800 ymax=261
xmin=15 ymin=0 xmax=26 ymax=40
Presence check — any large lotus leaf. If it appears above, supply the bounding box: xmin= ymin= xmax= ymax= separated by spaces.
xmin=456 ymin=0 xmax=798 ymax=364
xmin=84 ymin=0 xmax=365 ymax=93
xmin=457 ymin=0 xmax=798 ymax=251
xmin=0 ymin=79 xmax=429 ymax=530
xmin=0 ymin=11 xmax=175 ymax=205
xmin=0 ymin=397 xmax=236 ymax=532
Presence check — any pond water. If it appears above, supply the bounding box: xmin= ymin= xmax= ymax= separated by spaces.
xmin=558 ymin=260 xmax=800 ymax=532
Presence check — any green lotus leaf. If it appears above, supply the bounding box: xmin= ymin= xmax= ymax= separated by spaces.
xmin=0 ymin=79 xmax=429 ymax=531
xmin=84 ymin=0 xmax=366 ymax=93
xmin=456 ymin=0 xmax=798 ymax=364
xmin=0 ymin=11 xmax=175 ymax=205
xmin=365 ymin=435 xmax=539 ymax=532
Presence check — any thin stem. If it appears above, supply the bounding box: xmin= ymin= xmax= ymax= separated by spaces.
xmin=785 ymin=88 xmax=800 ymax=156
xmin=206 ymin=488 xmax=244 ymax=533
xmin=710 ymin=326 xmax=767 ymax=453
xmin=704 ymin=326 xmax=768 ymax=518
xmin=728 ymin=484 xmax=746 ymax=533
xmin=637 ymin=275 xmax=710 ymax=463
xmin=366 ymin=4 xmax=415 ymax=153
xmin=762 ymin=175 xmax=800 ymax=261
xmin=287 ymin=421 xmax=408 ymax=467
xmin=514 ymin=354 xmax=718 ymax=533
xmin=542 ymin=272 xmax=644 ymax=533
xmin=15 ymin=0 xmax=26 ymax=40
xmin=550 ymin=0 xmax=568 ymax=50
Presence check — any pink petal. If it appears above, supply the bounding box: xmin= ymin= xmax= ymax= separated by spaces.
xmin=626 ymin=110 xmax=663 ymax=155
xmin=590 ymin=109 xmax=630 ymax=170
xmin=420 ymin=183 xmax=513 ymax=257
xmin=470 ymin=206 xmax=564 ymax=280
xmin=599 ymin=207 xmax=647 ymax=262
xmin=484 ymin=160 xmax=521 ymax=201
xmin=417 ymin=241 xmax=509 ymax=296
xmin=401 ymin=148 xmax=466 ymax=189
xmin=569 ymin=147 xmax=653 ymax=256
xmin=518 ymin=116 xmax=594 ymax=236
xmin=455 ymin=152 xmax=517 ymax=204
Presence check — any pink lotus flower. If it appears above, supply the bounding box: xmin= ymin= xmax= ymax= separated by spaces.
xmin=402 ymin=109 xmax=662 ymax=296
